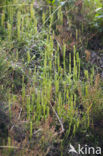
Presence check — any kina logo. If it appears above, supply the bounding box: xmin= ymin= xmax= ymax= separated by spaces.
xmin=68 ymin=144 xmax=78 ymax=154
xmin=68 ymin=144 xmax=102 ymax=155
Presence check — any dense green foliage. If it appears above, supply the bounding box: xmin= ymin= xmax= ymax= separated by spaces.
xmin=0 ymin=0 xmax=103 ymax=155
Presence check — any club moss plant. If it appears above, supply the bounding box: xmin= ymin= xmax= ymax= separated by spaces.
xmin=0 ymin=0 xmax=103 ymax=155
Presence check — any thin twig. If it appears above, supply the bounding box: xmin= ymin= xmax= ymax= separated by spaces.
xmin=50 ymin=102 xmax=64 ymax=134
xmin=18 ymin=108 xmax=22 ymax=120
xmin=33 ymin=128 xmax=43 ymax=135
xmin=41 ymin=0 xmax=68 ymax=28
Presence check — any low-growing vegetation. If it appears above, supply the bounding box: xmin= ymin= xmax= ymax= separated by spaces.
xmin=0 ymin=0 xmax=103 ymax=156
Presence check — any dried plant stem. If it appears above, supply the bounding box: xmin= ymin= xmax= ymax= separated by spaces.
xmin=50 ymin=102 xmax=64 ymax=135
